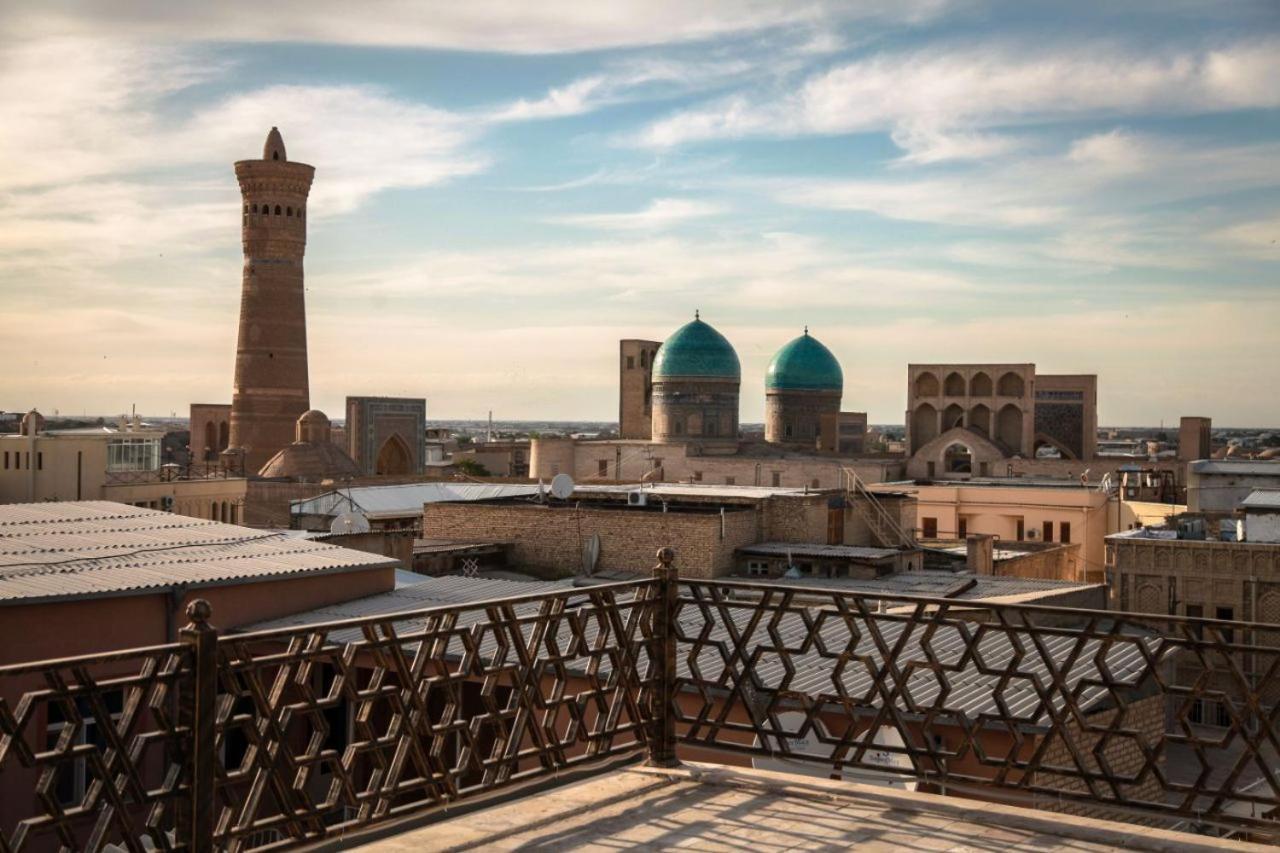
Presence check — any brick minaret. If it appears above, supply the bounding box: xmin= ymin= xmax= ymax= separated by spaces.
xmin=225 ymin=128 xmax=315 ymax=474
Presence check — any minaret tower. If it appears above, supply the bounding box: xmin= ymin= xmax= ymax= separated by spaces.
xmin=225 ymin=127 xmax=316 ymax=474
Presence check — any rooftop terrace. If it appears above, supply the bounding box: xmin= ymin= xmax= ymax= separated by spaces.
xmin=2 ymin=551 xmax=1278 ymax=850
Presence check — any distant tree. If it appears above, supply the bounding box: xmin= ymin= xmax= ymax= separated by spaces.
xmin=456 ymin=435 xmax=473 ymax=445
xmin=455 ymin=458 xmax=490 ymax=477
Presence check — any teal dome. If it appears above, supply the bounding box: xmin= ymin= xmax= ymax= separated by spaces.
xmin=766 ymin=330 xmax=843 ymax=392
xmin=652 ymin=315 xmax=741 ymax=381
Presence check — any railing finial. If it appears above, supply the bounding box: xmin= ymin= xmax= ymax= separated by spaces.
xmin=185 ymin=598 xmax=212 ymax=627
xmin=656 ymin=547 xmax=675 ymax=569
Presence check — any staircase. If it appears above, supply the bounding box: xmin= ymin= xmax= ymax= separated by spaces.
xmin=842 ymin=467 xmax=918 ymax=549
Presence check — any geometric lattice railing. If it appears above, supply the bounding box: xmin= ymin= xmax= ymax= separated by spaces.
xmin=4 ymin=555 xmax=1280 ymax=849
xmin=0 ymin=643 xmax=192 ymax=852
xmin=675 ymin=578 xmax=1280 ymax=839
xmin=206 ymin=579 xmax=659 ymax=850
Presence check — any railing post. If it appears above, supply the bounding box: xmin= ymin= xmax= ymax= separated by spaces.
xmin=649 ymin=547 xmax=680 ymax=768
xmin=179 ymin=599 xmax=217 ymax=853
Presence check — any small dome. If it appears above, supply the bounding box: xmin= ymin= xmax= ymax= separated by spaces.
xmin=652 ymin=314 xmax=740 ymax=381
xmin=766 ymin=329 xmax=843 ymax=392
xmin=20 ymin=409 xmax=45 ymax=436
xmin=296 ymin=409 xmax=331 ymax=444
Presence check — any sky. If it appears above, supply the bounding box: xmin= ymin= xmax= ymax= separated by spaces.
xmin=1 ymin=2 xmax=1278 ymax=427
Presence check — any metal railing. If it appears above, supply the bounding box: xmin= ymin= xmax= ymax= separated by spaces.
xmin=3 ymin=551 xmax=1280 ymax=850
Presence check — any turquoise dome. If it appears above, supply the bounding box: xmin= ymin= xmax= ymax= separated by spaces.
xmin=766 ymin=330 xmax=843 ymax=392
xmin=652 ymin=315 xmax=741 ymax=381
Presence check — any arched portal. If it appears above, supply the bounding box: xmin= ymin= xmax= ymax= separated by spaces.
xmin=912 ymin=403 xmax=938 ymax=449
xmin=218 ymin=420 xmax=229 ymax=451
xmin=970 ymin=372 xmax=992 ymax=396
xmin=204 ymin=422 xmax=217 ymax=459
xmin=376 ymin=434 xmax=413 ymax=476
xmin=943 ymin=372 xmax=965 ymax=396
xmin=997 ymin=404 xmax=1023 ymax=453
xmin=944 ymin=443 xmax=973 ymax=474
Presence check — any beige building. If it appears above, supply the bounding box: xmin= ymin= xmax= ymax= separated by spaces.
xmin=905 ymin=364 xmax=1098 ymax=479
xmin=0 ymin=411 xmax=247 ymax=522
xmin=530 ymin=436 xmax=901 ymax=490
xmin=878 ymin=479 xmax=1121 ymax=583
xmin=1107 ymin=523 xmax=1280 ymax=726
xmin=189 ymin=403 xmax=231 ymax=462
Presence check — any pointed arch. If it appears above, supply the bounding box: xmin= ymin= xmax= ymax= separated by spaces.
xmin=912 ymin=403 xmax=938 ymax=448
xmin=942 ymin=403 xmax=965 ymax=431
xmin=914 ymin=371 xmax=939 ymax=397
xmin=376 ymin=434 xmax=414 ymax=476
xmin=943 ymin=371 xmax=965 ymax=396
xmin=997 ymin=404 xmax=1023 ymax=453
xmin=997 ymin=371 xmax=1025 ymax=397
xmin=970 ymin=371 xmax=993 ymax=396
xmin=969 ymin=404 xmax=991 ymax=437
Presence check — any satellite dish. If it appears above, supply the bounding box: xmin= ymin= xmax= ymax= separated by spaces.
xmin=330 ymin=511 xmax=371 ymax=535
xmin=550 ymin=473 xmax=575 ymax=500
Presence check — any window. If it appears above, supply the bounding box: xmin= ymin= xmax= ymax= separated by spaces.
xmin=1060 ymin=521 xmax=1071 ymax=544
xmin=771 ymin=472 xmax=781 ymax=487
xmin=24 ymin=452 xmax=30 ymax=469
xmin=747 ymin=560 xmax=769 ymax=577
xmin=598 ymin=460 xmax=608 ymax=477
xmin=692 ymin=470 xmax=703 ymax=482
xmin=640 ymin=350 xmax=647 ymax=368
xmin=1016 ymin=518 xmax=1025 ymax=541
xmin=46 ymin=690 xmax=124 ymax=806
xmin=927 ymin=461 xmax=936 ymax=478
xmin=725 ymin=476 xmax=735 ymax=486
xmin=274 ymin=205 xmax=282 ymax=215
xmin=1186 ymin=604 xmax=1204 ymax=639
xmin=627 ymin=356 xmax=635 ymax=369
xmin=107 ymin=437 xmax=160 ymax=472
xmin=2 ymin=451 xmax=7 ymax=469
xmin=36 ymin=452 xmax=42 ymax=471
xmin=1217 ymin=606 xmax=1235 ymax=643
xmin=1042 ymin=521 xmax=1054 ymax=542
xmin=673 ymin=419 xmax=684 ymax=436
xmin=958 ymin=518 xmax=967 ymax=539
xmin=811 ymin=478 xmax=820 ymax=489
xmin=922 ymin=517 xmax=938 ymax=538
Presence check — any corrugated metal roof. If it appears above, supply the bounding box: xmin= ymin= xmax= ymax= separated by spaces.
xmin=0 ymin=501 xmax=399 ymax=604
xmin=291 ymin=483 xmax=542 ymax=519
xmin=737 ymin=542 xmax=901 ymax=561
xmin=239 ymin=574 xmax=1145 ymax=726
xmin=574 ymin=484 xmax=813 ymax=499
xmin=1190 ymin=460 xmax=1280 ymax=476
xmin=1242 ymin=490 xmax=1280 ymax=510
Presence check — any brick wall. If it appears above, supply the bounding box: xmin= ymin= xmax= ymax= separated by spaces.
xmin=1031 ymin=692 xmax=1165 ymax=823
xmin=423 ymin=502 xmax=759 ymax=579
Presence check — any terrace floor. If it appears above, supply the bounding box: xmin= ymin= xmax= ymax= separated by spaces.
xmin=352 ymin=763 xmax=1264 ymax=852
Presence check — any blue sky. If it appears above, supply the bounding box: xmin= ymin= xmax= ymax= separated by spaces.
xmin=2 ymin=1 xmax=1278 ymax=425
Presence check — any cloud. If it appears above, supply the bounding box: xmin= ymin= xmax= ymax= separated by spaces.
xmin=1211 ymin=217 xmax=1280 ymax=259
xmin=549 ymin=198 xmax=727 ymax=230
xmin=12 ymin=1 xmax=951 ymax=54
xmin=636 ymin=38 xmax=1280 ymax=157
xmin=766 ymin=132 xmax=1280 ymax=232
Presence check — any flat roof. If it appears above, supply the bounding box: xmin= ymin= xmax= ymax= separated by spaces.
xmin=0 ymin=501 xmax=398 ymax=605
xmin=371 ymin=764 xmax=1244 ymax=852
xmin=574 ymin=483 xmax=818 ymax=500
xmin=734 ymin=571 xmax=1096 ymax=602
xmin=291 ymin=482 xmax=542 ymax=519
xmin=1242 ymin=490 xmax=1280 ymax=511
xmin=1190 ymin=460 xmax=1280 ymax=475
xmin=737 ymin=542 xmax=902 ymax=561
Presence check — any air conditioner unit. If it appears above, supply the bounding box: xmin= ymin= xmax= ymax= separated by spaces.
xmin=627 ymin=490 xmax=648 ymax=507
xmin=161 ymin=496 xmax=174 ymax=511
xmin=1026 ymin=528 xmax=1040 ymax=540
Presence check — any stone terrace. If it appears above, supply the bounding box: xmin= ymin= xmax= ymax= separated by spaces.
xmin=351 ymin=764 xmax=1265 ymax=852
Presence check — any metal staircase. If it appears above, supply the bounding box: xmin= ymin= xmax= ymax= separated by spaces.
xmin=842 ymin=467 xmax=918 ymax=549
